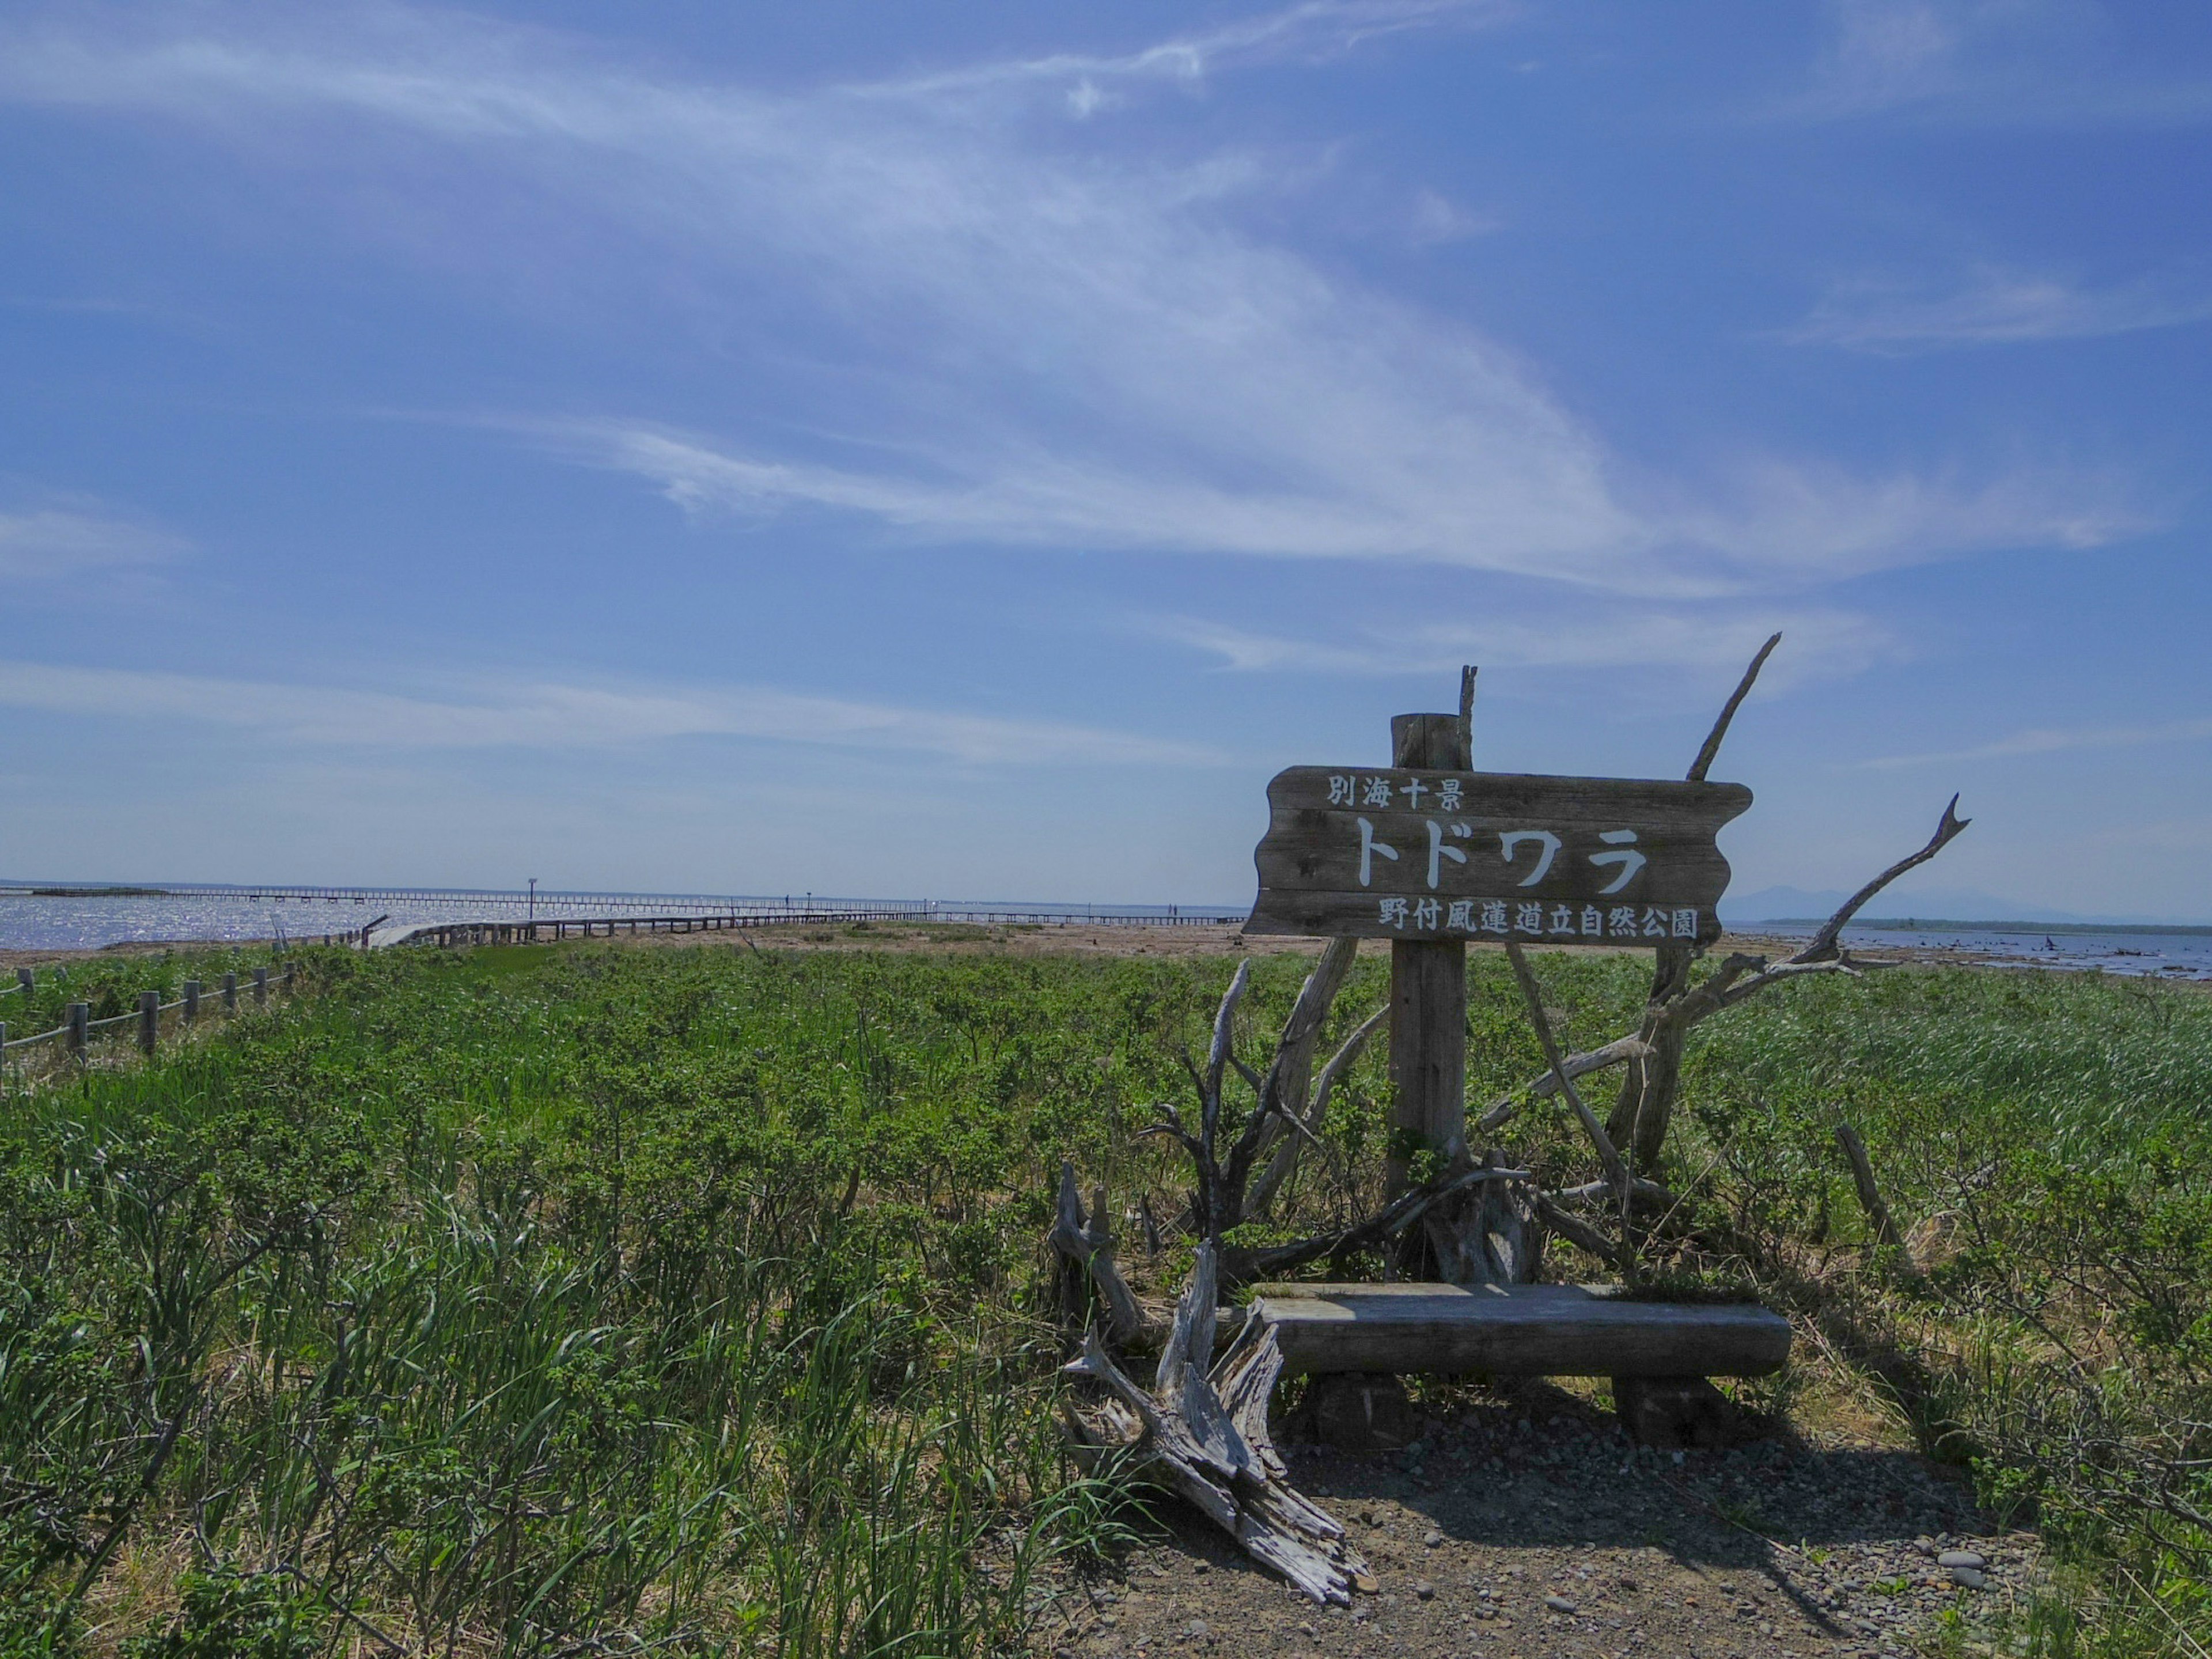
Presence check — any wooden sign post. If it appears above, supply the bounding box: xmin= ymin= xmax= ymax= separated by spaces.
xmin=1385 ymin=710 xmax=1472 ymax=1195
xmin=1245 ymin=694 xmax=1752 ymax=1206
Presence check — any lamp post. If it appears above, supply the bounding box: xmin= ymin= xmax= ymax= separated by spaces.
xmin=528 ymin=877 xmax=537 ymax=922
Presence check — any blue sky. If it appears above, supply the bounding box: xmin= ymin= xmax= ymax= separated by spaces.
xmin=2 ymin=1 xmax=2209 ymax=916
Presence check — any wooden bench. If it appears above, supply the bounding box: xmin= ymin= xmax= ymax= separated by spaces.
xmin=1251 ymin=1282 xmax=1790 ymax=1379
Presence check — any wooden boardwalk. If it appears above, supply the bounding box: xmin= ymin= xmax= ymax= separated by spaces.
xmin=395 ymin=908 xmax=912 ymax=948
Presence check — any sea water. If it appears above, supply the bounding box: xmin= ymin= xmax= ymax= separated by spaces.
xmin=1749 ymin=922 xmax=2212 ymax=982
xmin=0 ymin=892 xmax=551 ymax=952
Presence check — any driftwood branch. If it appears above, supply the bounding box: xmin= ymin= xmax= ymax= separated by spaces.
xmin=1246 ymin=1002 xmax=1387 ymax=1221
xmin=1227 ymin=1161 xmax=1530 ymax=1284
xmin=1507 ymin=941 xmax=1640 ymax=1282
xmin=1051 ymin=1163 xmax=1147 ymax=1347
xmin=1200 ymin=959 xmax=1252 ymax=1187
xmin=1474 ymin=1035 xmax=1653 ymax=1136
xmin=1547 ymin=1176 xmax=1680 ymax=1213
xmin=1599 ymin=790 xmax=1967 ymax=1170
xmin=1834 ymin=1122 xmax=1921 ymax=1276
xmin=1532 ymin=1193 xmax=1631 ymax=1275
xmin=1503 ymin=944 xmax=1628 ymax=1194
xmin=1688 ymin=632 xmax=1781 ymax=783
xmin=1797 ymin=796 xmax=1972 ymax=963
xmin=1228 ymin=940 xmax=1358 ymax=1221
xmin=1063 ymin=1006 xmax=1376 ymax=1603
xmin=1064 ymin=1247 xmax=1373 ymax=1604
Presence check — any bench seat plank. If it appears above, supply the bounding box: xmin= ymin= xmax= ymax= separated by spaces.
xmin=1251 ymin=1282 xmax=1790 ymax=1378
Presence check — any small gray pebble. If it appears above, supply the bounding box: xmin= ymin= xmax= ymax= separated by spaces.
xmin=1937 ymin=1550 xmax=1985 ymax=1570
xmin=1422 ymin=1530 xmax=1443 ymax=1548
xmin=1544 ymin=1594 xmax=1577 ymax=1614
xmin=1186 ymin=1620 xmax=1208 ymax=1638
xmin=1414 ymin=1581 xmax=1434 ymax=1601
xmin=1949 ymin=1566 xmax=1988 ymax=1590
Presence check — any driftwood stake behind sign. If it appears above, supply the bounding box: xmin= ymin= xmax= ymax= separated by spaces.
xmin=1246 ymin=768 xmax=1752 ymax=947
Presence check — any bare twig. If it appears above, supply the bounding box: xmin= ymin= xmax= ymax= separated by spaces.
xmin=1688 ymin=632 xmax=1781 ymax=782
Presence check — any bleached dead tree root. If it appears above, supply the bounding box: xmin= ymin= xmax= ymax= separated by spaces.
xmin=1062 ymin=1242 xmax=1373 ymax=1604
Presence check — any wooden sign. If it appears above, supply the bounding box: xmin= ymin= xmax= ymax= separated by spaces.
xmin=1246 ymin=768 xmax=1752 ymax=945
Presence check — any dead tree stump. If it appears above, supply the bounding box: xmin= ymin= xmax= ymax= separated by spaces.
xmin=1062 ymin=1243 xmax=1374 ymax=1604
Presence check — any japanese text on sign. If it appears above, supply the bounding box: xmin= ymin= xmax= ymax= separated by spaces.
xmin=1247 ymin=766 xmax=1752 ymax=946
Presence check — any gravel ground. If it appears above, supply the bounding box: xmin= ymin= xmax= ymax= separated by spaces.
xmin=1032 ymin=1386 xmax=2034 ymax=1659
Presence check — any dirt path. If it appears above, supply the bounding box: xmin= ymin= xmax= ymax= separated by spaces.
xmin=1035 ymin=1384 xmax=2030 ymax=1659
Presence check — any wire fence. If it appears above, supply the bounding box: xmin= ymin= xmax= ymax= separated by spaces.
xmin=0 ymin=893 xmax=1249 ymax=1065
xmin=0 ymin=960 xmax=300 ymax=1067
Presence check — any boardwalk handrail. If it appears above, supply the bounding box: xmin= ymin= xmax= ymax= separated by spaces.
xmin=14 ymin=884 xmax=1244 ymax=927
xmin=396 ymin=907 xmax=917 ymax=949
xmin=391 ymin=904 xmax=1247 ymax=949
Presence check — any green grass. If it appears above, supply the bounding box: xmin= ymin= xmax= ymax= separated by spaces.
xmin=0 ymin=941 xmax=2206 ymax=1656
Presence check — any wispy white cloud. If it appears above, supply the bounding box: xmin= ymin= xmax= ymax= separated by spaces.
xmin=1798 ymin=0 xmax=1973 ymax=117
xmin=1649 ymin=458 xmax=2151 ymax=581
xmin=555 ymin=418 xmax=2145 ymax=593
xmin=0 ymin=3 xmax=2157 ymax=592
xmin=1408 ymin=188 xmax=1500 ymax=246
xmin=1793 ymin=267 xmax=2212 ymax=353
xmin=855 ymin=0 xmax=1501 ymax=105
xmin=0 ymin=660 xmax=1222 ymax=766
xmin=0 ymin=499 xmax=185 ymax=579
xmin=1861 ymin=713 xmax=2212 ymax=768
xmin=1147 ymin=607 xmax=1896 ymax=681
xmin=1782 ymin=0 xmax=2212 ymax=126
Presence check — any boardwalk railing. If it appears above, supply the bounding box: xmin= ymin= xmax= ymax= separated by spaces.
xmin=393 ymin=904 xmax=1247 ymax=948
xmin=16 ymin=884 xmax=1246 ymax=929
xmin=397 ymin=907 xmax=919 ymax=948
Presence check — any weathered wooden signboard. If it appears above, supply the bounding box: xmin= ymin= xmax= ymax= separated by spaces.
xmin=1245 ymin=768 xmax=1752 ymax=946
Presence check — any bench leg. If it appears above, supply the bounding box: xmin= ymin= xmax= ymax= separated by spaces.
xmin=1612 ymin=1376 xmax=1736 ymax=1449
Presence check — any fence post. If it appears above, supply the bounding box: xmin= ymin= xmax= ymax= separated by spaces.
xmin=184 ymin=980 xmax=201 ymax=1023
xmin=138 ymin=991 xmax=159 ymax=1055
xmin=15 ymin=967 xmax=31 ymax=995
xmin=68 ymin=1002 xmax=88 ymax=1056
xmin=222 ymin=971 xmax=238 ymax=1012
xmin=253 ymin=967 xmax=269 ymax=1007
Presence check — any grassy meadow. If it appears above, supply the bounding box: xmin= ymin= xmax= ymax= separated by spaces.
xmin=1 ymin=932 xmax=2207 ymax=1656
